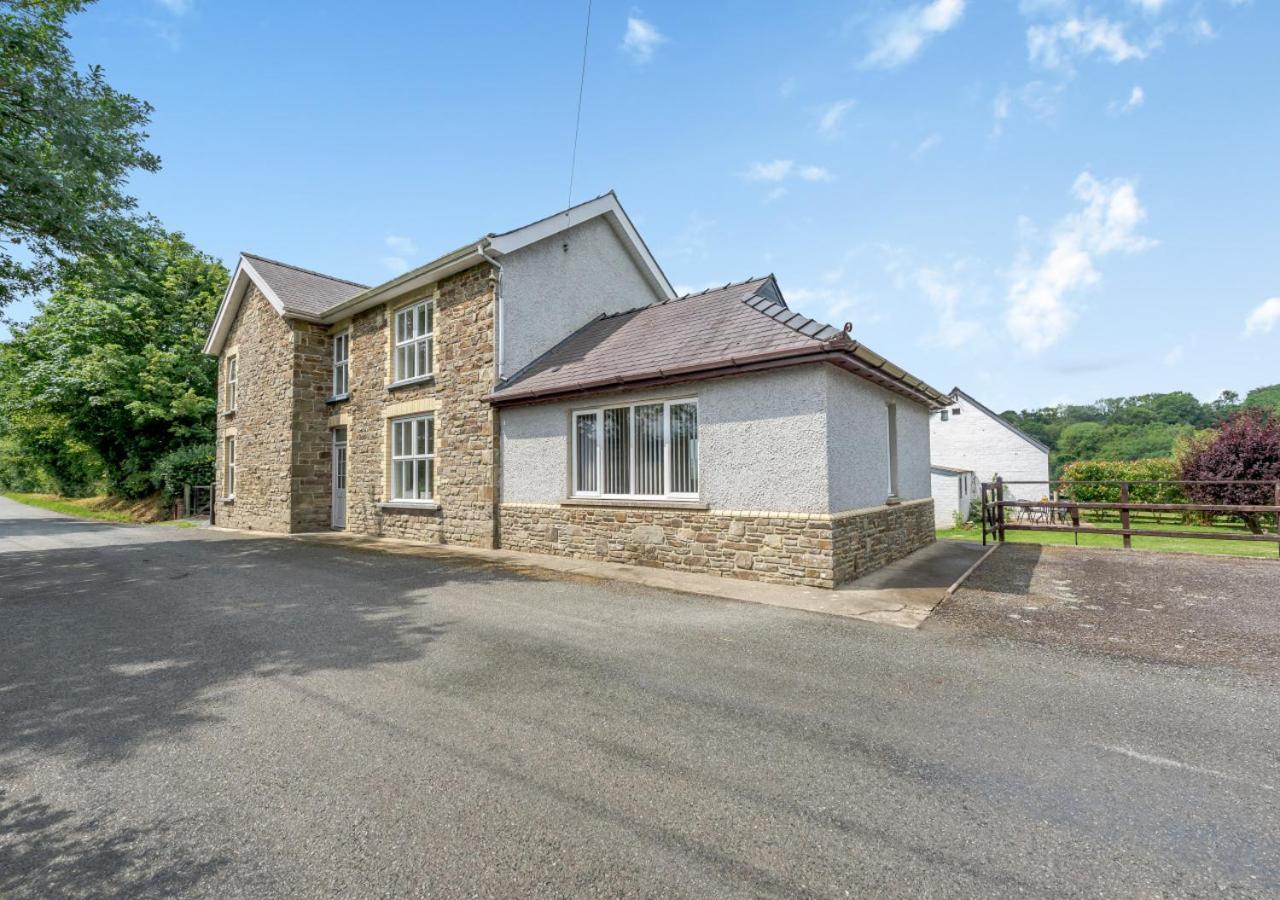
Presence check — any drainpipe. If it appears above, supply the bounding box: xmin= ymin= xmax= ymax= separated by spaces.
xmin=476 ymin=241 xmax=504 ymax=550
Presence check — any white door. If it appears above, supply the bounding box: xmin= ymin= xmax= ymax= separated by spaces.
xmin=332 ymin=427 xmax=347 ymax=529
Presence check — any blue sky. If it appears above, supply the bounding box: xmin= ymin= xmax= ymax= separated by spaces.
xmin=13 ymin=0 xmax=1278 ymax=411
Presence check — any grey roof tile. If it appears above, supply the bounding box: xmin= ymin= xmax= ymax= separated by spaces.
xmin=242 ymin=253 xmax=367 ymax=317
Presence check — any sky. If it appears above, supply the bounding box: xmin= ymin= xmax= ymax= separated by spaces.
xmin=10 ymin=0 xmax=1278 ymax=412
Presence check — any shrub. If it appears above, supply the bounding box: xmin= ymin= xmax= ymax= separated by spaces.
xmin=1179 ymin=409 xmax=1280 ymax=534
xmin=1057 ymin=458 xmax=1185 ymax=504
xmin=151 ymin=443 xmax=216 ymax=500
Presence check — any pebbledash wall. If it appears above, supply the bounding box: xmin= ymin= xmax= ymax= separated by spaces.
xmin=496 ymin=366 xmax=935 ymax=588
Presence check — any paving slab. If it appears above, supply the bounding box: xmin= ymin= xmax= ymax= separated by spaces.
xmin=274 ymin=530 xmax=987 ymax=628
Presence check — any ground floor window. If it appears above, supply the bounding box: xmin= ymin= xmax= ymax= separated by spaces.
xmin=224 ymin=435 xmax=236 ymax=498
xmin=391 ymin=414 xmax=434 ymax=501
xmin=572 ymin=399 xmax=698 ymax=499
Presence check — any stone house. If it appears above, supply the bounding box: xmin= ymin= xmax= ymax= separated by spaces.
xmin=204 ymin=193 xmax=949 ymax=588
xmin=929 ymin=387 xmax=1051 ymax=516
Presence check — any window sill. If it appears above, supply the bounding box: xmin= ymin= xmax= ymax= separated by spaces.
xmin=222 ymin=409 xmax=236 ymax=418
xmin=561 ymin=497 xmax=709 ymax=511
xmin=326 ymin=393 xmax=350 ymax=405
xmin=379 ymin=500 xmax=441 ymax=512
xmin=387 ymin=375 xmax=435 ymax=391
xmin=220 ymin=497 xmax=235 ymax=504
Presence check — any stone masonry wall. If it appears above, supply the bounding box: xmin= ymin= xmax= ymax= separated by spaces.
xmin=498 ymin=504 xmax=839 ymax=587
xmin=290 ymin=321 xmax=333 ymax=532
xmin=338 ymin=262 xmax=497 ymax=547
xmin=499 ymin=498 xmax=935 ymax=589
xmin=832 ymin=498 xmax=935 ymax=585
xmin=214 ymin=284 xmax=295 ymax=532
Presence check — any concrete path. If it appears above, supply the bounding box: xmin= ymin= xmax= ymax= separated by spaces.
xmin=282 ymin=530 xmax=987 ymax=628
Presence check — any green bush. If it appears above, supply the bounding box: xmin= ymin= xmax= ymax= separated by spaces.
xmin=1057 ymin=458 xmax=1185 ymax=504
xmin=151 ymin=443 xmax=215 ymax=500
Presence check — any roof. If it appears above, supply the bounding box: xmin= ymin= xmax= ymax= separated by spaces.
xmin=931 ymin=465 xmax=975 ymax=476
xmin=241 ymin=253 xmax=367 ymax=317
xmin=488 ymin=276 xmax=950 ymax=409
xmin=205 ymin=192 xmax=673 ymax=355
xmin=950 ymin=387 xmax=1052 ymax=454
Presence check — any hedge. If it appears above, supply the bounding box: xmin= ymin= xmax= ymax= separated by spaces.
xmin=1056 ymin=458 xmax=1186 ymax=504
xmin=151 ymin=443 xmax=216 ymax=500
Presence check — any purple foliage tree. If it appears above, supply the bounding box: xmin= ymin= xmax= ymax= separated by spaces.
xmin=1179 ymin=408 xmax=1280 ymax=534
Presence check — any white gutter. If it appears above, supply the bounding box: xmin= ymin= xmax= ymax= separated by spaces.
xmin=476 ymin=241 xmax=505 ymax=381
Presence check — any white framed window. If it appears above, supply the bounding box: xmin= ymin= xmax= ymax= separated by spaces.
xmin=390 ymin=414 xmax=434 ymax=501
xmin=393 ymin=300 xmax=433 ymax=384
xmin=886 ymin=402 xmax=900 ymax=498
xmin=225 ymin=354 xmax=238 ymax=412
xmin=571 ymin=399 xmax=698 ymax=500
xmin=332 ymin=331 xmax=350 ymax=397
xmin=940 ymin=409 xmax=949 ymax=422
xmin=223 ymin=435 xmax=236 ymax=499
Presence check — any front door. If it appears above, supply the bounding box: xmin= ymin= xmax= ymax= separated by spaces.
xmin=332 ymin=427 xmax=347 ymax=529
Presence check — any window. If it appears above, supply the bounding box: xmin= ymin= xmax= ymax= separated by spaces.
xmin=572 ymin=399 xmax=698 ymax=499
xmin=390 ymin=415 xmax=434 ymax=501
xmin=223 ymin=435 xmax=236 ymax=498
xmin=225 ymin=355 xmax=238 ymax=412
xmin=886 ymin=402 xmax=900 ymax=498
xmin=332 ymin=332 xmax=349 ymax=397
xmin=393 ymin=300 xmax=433 ymax=384
xmin=951 ymin=407 xmax=961 ymax=415
xmin=940 ymin=409 xmax=949 ymax=422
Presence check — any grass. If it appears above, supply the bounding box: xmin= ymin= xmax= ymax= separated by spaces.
xmin=939 ymin=514 xmax=1280 ymax=560
xmin=0 ymin=491 xmax=196 ymax=527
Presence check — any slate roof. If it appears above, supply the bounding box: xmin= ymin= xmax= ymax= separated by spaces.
xmin=242 ymin=253 xmax=368 ymax=317
xmin=489 ymin=276 xmax=949 ymax=408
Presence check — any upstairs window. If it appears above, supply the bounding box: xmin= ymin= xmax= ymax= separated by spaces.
xmin=333 ymin=331 xmax=350 ymax=397
xmin=391 ymin=414 xmax=434 ymax=501
xmin=393 ymin=300 xmax=433 ymax=384
xmin=572 ymin=399 xmax=698 ymax=499
xmin=225 ymin=354 xmax=238 ymax=412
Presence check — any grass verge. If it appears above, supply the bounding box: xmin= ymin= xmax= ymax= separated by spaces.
xmin=0 ymin=492 xmax=196 ymax=527
xmin=939 ymin=520 xmax=1280 ymax=559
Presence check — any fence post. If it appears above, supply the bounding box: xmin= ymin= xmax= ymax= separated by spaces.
xmin=1119 ymin=481 xmax=1132 ymax=549
xmin=981 ymin=483 xmax=988 ymax=547
xmin=995 ymin=476 xmax=1005 ymax=543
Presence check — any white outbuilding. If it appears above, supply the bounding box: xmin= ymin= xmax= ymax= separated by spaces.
xmin=929 ymin=388 xmax=1051 ymax=519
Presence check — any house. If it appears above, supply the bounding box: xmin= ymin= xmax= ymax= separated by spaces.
xmin=930 ymin=465 xmax=979 ymax=529
xmin=204 ymin=193 xmax=950 ymax=588
xmin=929 ymin=387 xmax=1051 ymax=513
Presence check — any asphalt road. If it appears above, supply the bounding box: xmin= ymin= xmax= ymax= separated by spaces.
xmin=1 ymin=496 xmax=1277 ymax=898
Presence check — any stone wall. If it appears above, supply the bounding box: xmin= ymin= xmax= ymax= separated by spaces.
xmin=214 ymin=284 xmax=295 ymax=532
xmin=338 ymin=262 xmax=497 ymax=547
xmin=831 ymin=498 xmax=935 ymax=585
xmin=290 ymin=322 xmax=333 ymax=532
xmin=498 ymin=498 xmax=934 ymax=589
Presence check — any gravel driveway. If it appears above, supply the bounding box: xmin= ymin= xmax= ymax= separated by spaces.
xmin=2 ymin=497 xmax=1278 ymax=897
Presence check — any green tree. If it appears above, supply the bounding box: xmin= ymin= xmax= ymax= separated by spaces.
xmin=0 ymin=229 xmax=227 ymax=496
xmin=1244 ymin=384 xmax=1280 ymax=415
xmin=0 ymin=0 xmax=160 ymax=308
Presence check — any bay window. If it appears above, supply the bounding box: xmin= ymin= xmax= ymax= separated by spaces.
xmin=393 ymin=300 xmax=433 ymax=384
xmin=572 ymin=399 xmax=698 ymax=499
xmin=391 ymin=414 xmax=434 ymax=501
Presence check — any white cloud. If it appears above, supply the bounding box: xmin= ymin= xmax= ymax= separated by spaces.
xmin=385 ymin=234 xmax=417 ymax=256
xmin=915 ymin=268 xmax=981 ymax=347
xmin=1027 ymin=16 xmax=1147 ymax=70
xmin=381 ymin=257 xmax=409 ymax=274
xmin=912 ymin=133 xmax=942 ymax=158
xmin=1006 ymin=172 xmax=1155 ymax=352
xmin=621 ymin=15 xmax=665 ymax=64
xmin=379 ymin=235 xmax=418 ymax=274
xmin=741 ymin=160 xmax=831 ymax=186
xmin=156 ymin=0 xmax=192 ymax=13
xmin=787 ymin=287 xmax=861 ymax=325
xmin=778 ymin=77 xmax=798 ymax=98
xmin=1163 ymin=344 xmax=1184 ymax=366
xmin=862 ymin=0 xmax=966 ymax=69
xmin=1108 ymin=84 xmax=1145 ymax=114
xmin=1244 ymin=297 xmax=1280 ymax=337
xmin=817 ymin=99 xmax=856 ymax=137
xmin=1130 ymin=0 xmax=1168 ymax=12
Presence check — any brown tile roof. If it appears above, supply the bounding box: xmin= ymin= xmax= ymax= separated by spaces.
xmin=489 ymin=276 xmax=949 ymax=408
xmin=242 ymin=253 xmax=368 ymax=317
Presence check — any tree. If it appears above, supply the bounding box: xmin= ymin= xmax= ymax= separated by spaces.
xmin=0 ymin=0 xmax=160 ymax=308
xmin=1179 ymin=409 xmax=1280 ymax=534
xmin=0 ymin=228 xmax=227 ymax=496
xmin=1244 ymin=384 xmax=1280 ymax=416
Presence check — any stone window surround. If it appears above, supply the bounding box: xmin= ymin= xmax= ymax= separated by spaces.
xmin=223 ymin=345 xmax=238 ymax=416
xmin=389 ymin=293 xmax=435 ymax=388
xmin=221 ymin=426 xmax=237 ymax=502
xmin=331 ymin=328 xmax=350 ymax=400
xmin=380 ymin=397 xmax=442 ymax=509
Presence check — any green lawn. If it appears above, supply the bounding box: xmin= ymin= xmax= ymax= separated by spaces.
xmin=939 ymin=518 xmax=1280 ymax=559
xmin=1 ymin=491 xmax=196 ymax=527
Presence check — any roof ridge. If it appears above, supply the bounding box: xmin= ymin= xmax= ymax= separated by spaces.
xmin=740 ymin=289 xmax=844 ymax=345
xmin=241 ymin=252 xmax=369 ymax=289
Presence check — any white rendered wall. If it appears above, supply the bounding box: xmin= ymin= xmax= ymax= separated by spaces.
xmin=499 ymin=216 xmax=663 ymax=379
xmin=929 ymin=394 xmax=1050 ymax=502
xmin=930 ymin=471 xmax=977 ymax=528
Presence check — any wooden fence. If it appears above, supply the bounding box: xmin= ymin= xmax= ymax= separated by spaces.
xmin=981 ymin=478 xmax=1280 ymax=554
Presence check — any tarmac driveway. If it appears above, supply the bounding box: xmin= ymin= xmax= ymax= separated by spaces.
xmin=1 ymin=496 xmax=1278 ymax=897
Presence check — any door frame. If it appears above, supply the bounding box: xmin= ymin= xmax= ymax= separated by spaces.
xmin=331 ymin=426 xmax=348 ymax=529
